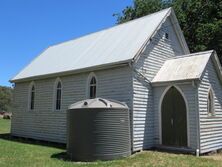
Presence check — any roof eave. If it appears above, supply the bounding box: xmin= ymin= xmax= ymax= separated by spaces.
xmin=10 ymin=59 xmax=132 ymax=83
xmin=211 ymin=51 xmax=222 ymax=83
xmin=132 ymin=8 xmax=172 ymax=63
xmin=170 ymin=8 xmax=190 ymax=54
xmin=198 ymin=50 xmax=222 ymax=84
xmin=151 ymin=78 xmax=200 ymax=87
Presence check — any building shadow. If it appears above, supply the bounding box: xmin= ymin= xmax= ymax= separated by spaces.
xmin=51 ymin=152 xmax=72 ymax=161
xmin=0 ymin=133 xmax=65 ymax=149
xmin=50 ymin=151 xmax=126 ymax=163
xmin=152 ymin=146 xmax=195 ymax=155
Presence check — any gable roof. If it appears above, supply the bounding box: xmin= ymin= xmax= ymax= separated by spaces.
xmin=11 ymin=8 xmax=189 ymax=82
xmin=152 ymin=50 xmax=222 ymax=84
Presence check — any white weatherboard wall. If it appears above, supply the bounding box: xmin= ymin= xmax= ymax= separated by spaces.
xmin=198 ymin=59 xmax=222 ymax=153
xmin=132 ymin=17 xmax=185 ymax=151
xmin=153 ymin=83 xmax=198 ymax=151
xmin=11 ymin=66 xmax=133 ymax=143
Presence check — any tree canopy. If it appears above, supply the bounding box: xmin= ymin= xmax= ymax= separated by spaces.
xmin=0 ymin=86 xmax=13 ymax=112
xmin=114 ymin=0 xmax=222 ymax=63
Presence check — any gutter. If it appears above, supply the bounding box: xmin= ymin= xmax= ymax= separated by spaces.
xmin=10 ymin=59 xmax=131 ymax=83
xmin=151 ymin=78 xmax=201 ymax=87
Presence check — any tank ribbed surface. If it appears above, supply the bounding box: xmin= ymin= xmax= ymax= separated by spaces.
xmin=67 ymin=106 xmax=131 ymax=161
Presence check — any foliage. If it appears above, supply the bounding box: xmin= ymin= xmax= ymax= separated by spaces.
xmin=0 ymin=86 xmax=13 ymax=112
xmin=114 ymin=0 xmax=222 ymax=63
xmin=0 ymin=119 xmax=222 ymax=166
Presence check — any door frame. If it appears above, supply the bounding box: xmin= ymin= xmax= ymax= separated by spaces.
xmin=158 ymin=85 xmax=190 ymax=147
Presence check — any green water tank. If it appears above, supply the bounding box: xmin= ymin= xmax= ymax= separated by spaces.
xmin=67 ymin=98 xmax=131 ymax=161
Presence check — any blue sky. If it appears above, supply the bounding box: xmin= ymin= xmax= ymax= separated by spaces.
xmin=0 ymin=0 xmax=132 ymax=87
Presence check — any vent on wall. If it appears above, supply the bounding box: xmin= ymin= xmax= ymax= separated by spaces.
xmin=165 ymin=32 xmax=169 ymax=39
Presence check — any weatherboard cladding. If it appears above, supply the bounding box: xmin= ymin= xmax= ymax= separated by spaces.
xmin=11 ymin=8 xmax=171 ymax=81
xmin=198 ymin=59 xmax=222 ymax=153
xmin=11 ymin=66 xmax=133 ymax=144
xmin=132 ymin=17 xmax=186 ymax=151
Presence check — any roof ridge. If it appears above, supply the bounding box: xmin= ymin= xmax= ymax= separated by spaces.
xmin=169 ymin=50 xmax=214 ymax=60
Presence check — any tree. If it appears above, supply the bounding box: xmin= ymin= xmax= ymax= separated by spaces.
xmin=114 ymin=0 xmax=222 ymax=63
xmin=0 ymin=86 xmax=13 ymax=112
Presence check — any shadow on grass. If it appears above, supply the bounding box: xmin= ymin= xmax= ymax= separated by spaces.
xmin=51 ymin=151 xmax=119 ymax=163
xmin=152 ymin=147 xmax=195 ymax=155
xmin=51 ymin=152 xmax=73 ymax=161
xmin=0 ymin=133 xmax=65 ymax=149
xmin=51 ymin=152 xmax=95 ymax=163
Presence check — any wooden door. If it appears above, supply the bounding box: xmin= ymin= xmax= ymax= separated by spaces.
xmin=161 ymin=87 xmax=187 ymax=147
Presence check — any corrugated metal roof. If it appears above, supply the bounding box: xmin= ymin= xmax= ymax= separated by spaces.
xmin=152 ymin=50 xmax=214 ymax=83
xmin=11 ymin=8 xmax=171 ymax=81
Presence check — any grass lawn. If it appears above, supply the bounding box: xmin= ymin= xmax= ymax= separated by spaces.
xmin=0 ymin=119 xmax=222 ymax=167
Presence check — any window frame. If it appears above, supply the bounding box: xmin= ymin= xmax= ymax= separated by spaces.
xmin=207 ymin=87 xmax=215 ymax=116
xmin=53 ymin=78 xmax=63 ymax=111
xmin=86 ymin=72 xmax=97 ymax=99
xmin=28 ymin=81 xmax=35 ymax=111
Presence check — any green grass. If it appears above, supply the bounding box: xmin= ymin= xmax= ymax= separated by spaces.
xmin=0 ymin=119 xmax=222 ymax=167
xmin=0 ymin=119 xmax=11 ymax=133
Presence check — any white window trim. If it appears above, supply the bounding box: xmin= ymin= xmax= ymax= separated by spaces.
xmin=53 ymin=77 xmax=63 ymax=111
xmin=207 ymin=87 xmax=215 ymax=116
xmin=28 ymin=81 xmax=35 ymax=111
xmin=86 ymin=72 xmax=98 ymax=99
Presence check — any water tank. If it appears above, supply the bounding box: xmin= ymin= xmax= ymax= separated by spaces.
xmin=67 ymin=98 xmax=131 ymax=161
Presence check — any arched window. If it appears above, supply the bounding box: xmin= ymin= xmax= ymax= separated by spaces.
xmin=87 ymin=73 xmax=97 ymax=99
xmin=55 ymin=80 xmax=62 ymax=110
xmin=89 ymin=76 xmax=96 ymax=99
xmin=207 ymin=88 xmax=214 ymax=116
xmin=29 ymin=82 xmax=35 ymax=110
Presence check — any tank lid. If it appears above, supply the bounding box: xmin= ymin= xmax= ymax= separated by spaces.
xmin=68 ymin=98 xmax=128 ymax=109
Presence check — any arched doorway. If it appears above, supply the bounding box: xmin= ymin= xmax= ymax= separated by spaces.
xmin=161 ymin=86 xmax=187 ymax=147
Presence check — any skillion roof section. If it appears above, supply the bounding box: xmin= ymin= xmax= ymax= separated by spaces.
xmin=12 ymin=8 xmax=176 ymax=82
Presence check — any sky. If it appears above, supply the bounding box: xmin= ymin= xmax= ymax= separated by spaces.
xmin=0 ymin=0 xmax=132 ymax=87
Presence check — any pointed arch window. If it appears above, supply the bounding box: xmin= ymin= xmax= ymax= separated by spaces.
xmin=55 ymin=81 xmax=62 ymax=110
xmin=87 ymin=73 xmax=97 ymax=99
xmin=29 ymin=82 xmax=35 ymax=110
xmin=89 ymin=76 xmax=97 ymax=99
xmin=207 ymin=88 xmax=215 ymax=116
